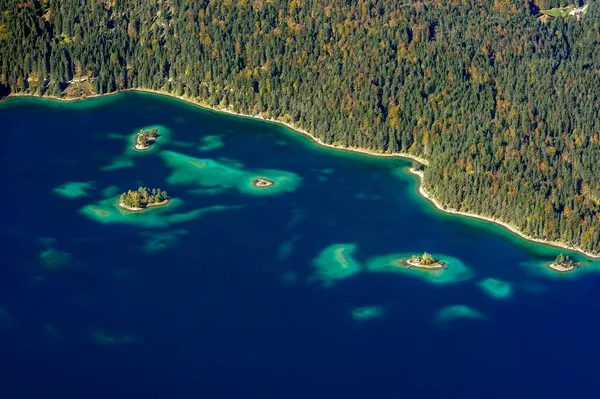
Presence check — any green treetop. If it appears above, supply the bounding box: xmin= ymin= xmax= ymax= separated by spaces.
xmin=136 ymin=128 xmax=159 ymax=147
xmin=4 ymin=0 xmax=600 ymax=255
xmin=554 ymin=253 xmax=575 ymax=266
xmin=420 ymin=252 xmax=435 ymax=265
xmin=119 ymin=187 xmax=169 ymax=208
xmin=409 ymin=252 xmax=436 ymax=265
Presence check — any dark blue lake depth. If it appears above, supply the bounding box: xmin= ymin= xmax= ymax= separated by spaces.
xmin=1 ymin=92 xmax=600 ymax=398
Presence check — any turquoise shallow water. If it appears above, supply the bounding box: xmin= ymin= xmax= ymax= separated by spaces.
xmin=1 ymin=92 xmax=600 ymax=398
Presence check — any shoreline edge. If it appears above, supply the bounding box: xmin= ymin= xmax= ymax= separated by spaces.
xmin=409 ymin=168 xmax=599 ymax=260
xmin=3 ymin=88 xmax=598 ymax=259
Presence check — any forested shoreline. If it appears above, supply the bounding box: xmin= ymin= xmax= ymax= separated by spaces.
xmin=1 ymin=0 xmax=599 ymax=254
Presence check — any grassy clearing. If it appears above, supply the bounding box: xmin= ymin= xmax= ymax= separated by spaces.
xmin=540 ymin=6 xmax=576 ymax=18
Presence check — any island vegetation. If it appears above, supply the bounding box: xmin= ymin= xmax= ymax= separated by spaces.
xmin=118 ymin=187 xmax=169 ymax=211
xmin=252 ymin=178 xmax=275 ymax=188
xmin=548 ymin=253 xmax=579 ymax=272
xmin=135 ymin=128 xmax=159 ymax=150
xmin=402 ymin=252 xmax=446 ymax=270
xmin=1 ymin=0 xmax=599 ymax=256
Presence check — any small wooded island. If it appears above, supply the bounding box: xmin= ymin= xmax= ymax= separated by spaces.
xmin=118 ymin=187 xmax=169 ymax=211
xmin=548 ymin=253 xmax=579 ymax=272
xmin=400 ymin=252 xmax=446 ymax=269
xmin=252 ymin=177 xmax=275 ymax=187
xmin=134 ymin=128 xmax=159 ymax=150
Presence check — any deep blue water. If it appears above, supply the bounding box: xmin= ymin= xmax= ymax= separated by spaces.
xmin=1 ymin=92 xmax=600 ymax=398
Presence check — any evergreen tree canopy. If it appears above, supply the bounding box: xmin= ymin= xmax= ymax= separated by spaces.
xmin=1 ymin=0 xmax=598 ymax=254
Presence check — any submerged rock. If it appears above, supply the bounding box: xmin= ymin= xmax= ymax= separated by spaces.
xmin=38 ymin=248 xmax=73 ymax=271
xmin=477 ymin=278 xmax=513 ymax=300
xmin=197 ymin=134 xmax=225 ymax=151
xmin=0 ymin=306 xmax=15 ymax=330
xmin=434 ymin=305 xmax=486 ymax=324
xmin=53 ymin=181 xmax=94 ymax=199
xmin=89 ymin=329 xmax=137 ymax=346
xmin=311 ymin=243 xmax=361 ymax=286
xmin=43 ymin=323 xmax=63 ymax=344
xmin=351 ymin=306 xmax=384 ymax=322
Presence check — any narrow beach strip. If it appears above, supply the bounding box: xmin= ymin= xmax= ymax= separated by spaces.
xmin=408 ymin=168 xmax=599 ymax=259
xmin=4 ymin=89 xmax=598 ymax=259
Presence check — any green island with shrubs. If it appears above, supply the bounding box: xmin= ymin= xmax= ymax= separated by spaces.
xmin=135 ymin=128 xmax=159 ymax=150
xmin=118 ymin=187 xmax=169 ymax=211
xmin=548 ymin=253 xmax=579 ymax=272
xmin=400 ymin=252 xmax=446 ymax=270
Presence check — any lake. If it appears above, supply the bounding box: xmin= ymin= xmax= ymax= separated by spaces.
xmin=1 ymin=92 xmax=599 ymax=398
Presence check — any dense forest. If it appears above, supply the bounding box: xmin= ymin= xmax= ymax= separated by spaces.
xmin=0 ymin=0 xmax=599 ymax=254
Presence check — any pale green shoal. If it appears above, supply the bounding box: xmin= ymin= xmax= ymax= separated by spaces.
xmin=39 ymin=236 xmax=56 ymax=246
xmin=351 ymin=306 xmax=384 ymax=322
xmin=89 ymin=329 xmax=137 ymax=346
xmin=80 ymin=195 xmax=244 ymax=228
xmin=53 ymin=181 xmax=95 ymax=199
xmin=434 ymin=305 xmax=486 ymax=324
xmin=160 ymin=151 xmax=245 ymax=187
xmin=197 ymin=135 xmax=225 ymax=151
xmin=285 ymin=209 xmax=306 ymax=230
xmin=106 ymin=132 xmax=125 ymax=140
xmin=517 ymin=282 xmax=550 ymax=295
xmin=189 ymin=187 xmax=228 ymax=195
xmin=160 ymin=150 xmax=301 ymax=196
xmin=519 ymin=258 xmax=600 ymax=280
xmin=477 ymin=278 xmax=513 ymax=300
xmin=101 ymin=185 xmax=120 ymax=198
xmin=280 ymin=271 xmax=298 ymax=285
xmin=39 ymin=248 xmax=73 ymax=271
xmin=171 ymin=140 xmax=196 ymax=148
xmin=140 ymin=229 xmax=188 ymax=253
xmin=217 ymin=158 xmax=245 ymax=169
xmin=43 ymin=323 xmax=63 ymax=344
xmin=311 ymin=243 xmax=361 ymax=286
xmin=100 ymin=156 xmax=134 ymax=171
xmin=276 ymin=235 xmax=300 ymax=261
xmin=355 ymin=192 xmax=382 ymax=200
xmin=365 ymin=253 xmax=473 ymax=284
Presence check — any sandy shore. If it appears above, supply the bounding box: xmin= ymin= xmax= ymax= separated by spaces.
xmin=134 ymin=143 xmax=151 ymax=150
xmin=4 ymin=88 xmax=598 ymax=259
xmin=409 ymin=168 xmax=599 ymax=259
xmin=405 ymin=259 xmax=445 ymax=270
xmin=4 ymin=89 xmax=429 ymax=166
xmin=118 ymin=199 xmax=169 ymax=211
xmin=547 ymin=262 xmax=576 ymax=272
